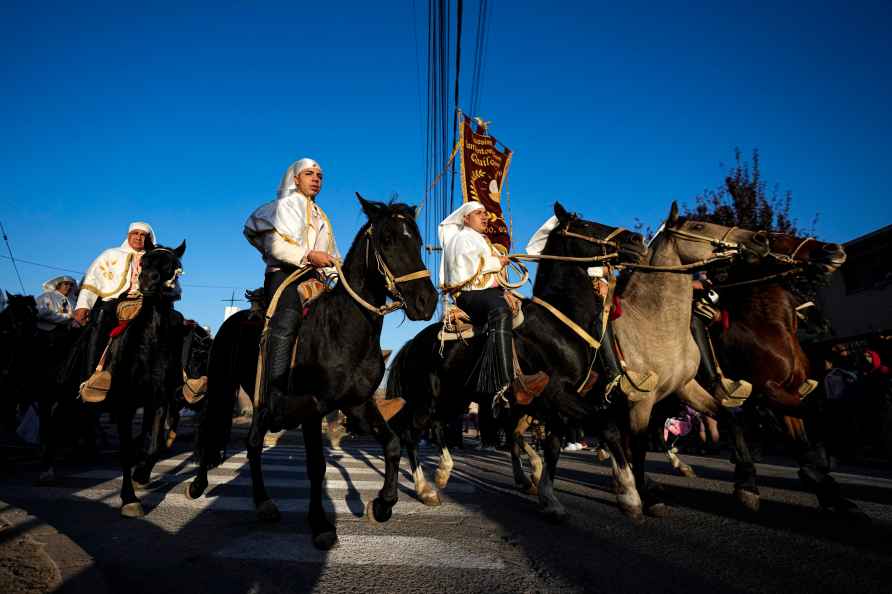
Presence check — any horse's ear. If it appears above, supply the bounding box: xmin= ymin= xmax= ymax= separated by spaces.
xmin=5 ymin=291 xmax=11 ymax=300
xmin=356 ymin=192 xmax=378 ymax=219
xmin=554 ymin=202 xmax=570 ymax=224
xmin=667 ymin=201 xmax=680 ymax=227
xmin=414 ymin=205 xmax=421 ymax=220
xmin=173 ymin=240 xmax=186 ymax=258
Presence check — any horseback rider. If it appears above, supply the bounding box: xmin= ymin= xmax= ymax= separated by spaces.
xmin=36 ymin=276 xmax=77 ymax=344
xmin=243 ymin=157 xmax=340 ymax=426
xmin=691 ymin=271 xmax=750 ymax=406
xmin=440 ymin=201 xmax=547 ymax=410
xmin=526 ymin=215 xmax=654 ymax=405
xmin=73 ymin=222 xmax=157 ymax=378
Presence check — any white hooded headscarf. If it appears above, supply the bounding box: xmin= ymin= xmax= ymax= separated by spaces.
xmin=525 ymin=215 xmax=559 ymax=256
xmin=122 ymin=221 xmax=156 ymax=249
xmin=276 ymin=158 xmax=323 ymax=199
xmin=42 ymin=275 xmax=78 ymax=294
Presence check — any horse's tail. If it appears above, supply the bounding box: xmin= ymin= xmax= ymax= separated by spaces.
xmin=194 ymin=313 xmax=246 ymax=469
xmin=385 ymin=336 xmax=415 ymax=401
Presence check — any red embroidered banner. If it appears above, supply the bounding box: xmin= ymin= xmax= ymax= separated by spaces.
xmin=459 ymin=116 xmax=512 ymax=251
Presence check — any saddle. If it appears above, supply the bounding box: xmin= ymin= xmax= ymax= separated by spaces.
xmin=437 ymin=292 xmax=525 ymax=342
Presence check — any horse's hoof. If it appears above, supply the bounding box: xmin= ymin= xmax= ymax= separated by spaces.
xmin=434 ymin=469 xmax=450 ymax=490
xmin=373 ymin=498 xmax=394 ymax=522
xmin=419 ymin=489 xmax=442 ymax=507
xmin=313 ymin=531 xmax=339 ymax=551
xmin=36 ymin=469 xmax=56 ymax=486
xmin=734 ymin=488 xmax=761 ymax=513
xmin=620 ymin=505 xmax=646 ymax=525
xmin=542 ymin=506 xmax=567 ymax=524
xmin=256 ymin=499 xmax=281 ymax=522
xmin=677 ymin=464 xmax=697 ymax=478
xmin=184 ymin=481 xmax=204 ymax=500
xmin=120 ymin=502 xmax=145 ymax=518
xmin=644 ymin=502 xmax=670 ymax=518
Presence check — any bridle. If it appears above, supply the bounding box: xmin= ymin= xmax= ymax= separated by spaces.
xmin=336 ymin=214 xmax=431 ymax=317
xmin=142 ymin=247 xmax=184 ymax=290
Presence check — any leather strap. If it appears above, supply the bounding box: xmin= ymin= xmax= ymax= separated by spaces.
xmin=531 ymin=296 xmax=601 ymax=350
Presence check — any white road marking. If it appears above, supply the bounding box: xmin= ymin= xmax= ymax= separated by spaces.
xmin=214 ymin=534 xmax=505 ymax=569
xmin=66 ymin=470 xmax=476 ymax=493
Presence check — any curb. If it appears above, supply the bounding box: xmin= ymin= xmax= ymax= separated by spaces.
xmin=0 ymin=501 xmax=110 ymax=594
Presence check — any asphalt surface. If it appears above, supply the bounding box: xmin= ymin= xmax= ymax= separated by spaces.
xmin=1 ymin=419 xmax=891 ymax=594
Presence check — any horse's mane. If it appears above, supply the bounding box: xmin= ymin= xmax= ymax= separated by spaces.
xmin=342 ymin=200 xmax=421 ymax=260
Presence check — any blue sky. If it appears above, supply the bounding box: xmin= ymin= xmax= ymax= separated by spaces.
xmin=2 ymin=1 xmax=890 ymax=350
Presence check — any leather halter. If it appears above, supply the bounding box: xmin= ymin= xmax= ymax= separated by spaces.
xmin=142 ymin=247 xmax=184 ymax=290
xmin=340 ymin=216 xmax=431 ymax=317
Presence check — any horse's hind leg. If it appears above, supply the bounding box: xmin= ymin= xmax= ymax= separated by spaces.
xmin=37 ymin=398 xmax=60 ymax=484
xmin=537 ymin=430 xmax=566 ymax=522
xmin=407 ymin=440 xmax=441 ymax=506
xmin=431 ymin=423 xmax=454 ymax=490
xmin=117 ymin=409 xmax=144 ymax=518
xmin=627 ymin=397 xmax=667 ymax=517
xmin=303 ymin=411 xmax=338 ymax=549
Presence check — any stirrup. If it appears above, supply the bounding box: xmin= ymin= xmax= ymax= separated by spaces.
xmin=513 ymin=372 xmax=549 ymax=406
xmin=717 ymin=377 xmax=752 ymax=408
xmin=374 ymin=397 xmax=406 ymax=422
xmin=79 ymin=370 xmax=112 ymax=403
xmin=491 ymin=385 xmax=510 ymax=416
xmin=798 ymin=379 xmax=819 ymax=399
xmin=616 ymin=370 xmax=658 ymax=402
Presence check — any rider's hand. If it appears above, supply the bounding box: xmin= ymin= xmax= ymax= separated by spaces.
xmin=307 ymin=250 xmax=335 ymax=269
xmin=73 ymin=308 xmax=90 ymax=326
xmin=499 ymin=256 xmax=510 ymax=268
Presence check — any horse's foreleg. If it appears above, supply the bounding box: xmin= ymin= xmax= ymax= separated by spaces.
xmin=537 ymin=430 xmax=566 ymax=522
xmin=727 ymin=409 xmax=761 ymax=512
xmin=510 ymin=415 xmax=538 ymax=494
xmin=247 ymin=411 xmax=278 ymax=522
xmin=407 ymin=440 xmax=440 ymax=506
xmin=601 ymin=418 xmax=643 ymax=523
xmin=794 ymin=430 xmax=867 ymax=520
xmin=303 ymin=411 xmax=338 ymax=549
xmin=37 ymin=398 xmax=59 ymax=484
xmin=628 ymin=397 xmax=666 ymax=516
xmin=351 ymin=400 xmax=402 ymax=521
xmin=431 ymin=422 xmax=454 ymax=490
xmin=133 ymin=403 xmax=166 ymax=486
xmin=117 ymin=409 xmax=144 ymax=518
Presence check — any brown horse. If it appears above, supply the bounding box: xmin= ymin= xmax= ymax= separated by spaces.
xmin=711 ymin=240 xmax=869 ymax=517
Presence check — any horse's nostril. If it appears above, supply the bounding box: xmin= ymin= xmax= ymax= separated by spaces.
xmin=822 ymin=243 xmax=843 ymax=253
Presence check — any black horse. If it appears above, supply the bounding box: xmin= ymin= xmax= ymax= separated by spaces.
xmin=190 ymin=195 xmax=437 ymax=550
xmin=0 ymin=293 xmax=38 ymax=431
xmin=386 ymin=203 xmax=648 ymax=520
xmin=163 ymin=321 xmax=213 ymax=449
xmin=38 ymin=242 xmax=188 ymax=519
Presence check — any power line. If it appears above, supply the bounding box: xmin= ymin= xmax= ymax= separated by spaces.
xmin=0 ymin=222 xmax=27 ymax=292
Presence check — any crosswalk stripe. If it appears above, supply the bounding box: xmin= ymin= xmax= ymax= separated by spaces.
xmin=4 ymin=486 xmax=478 ymax=517
xmin=66 ymin=470 xmax=476 ymax=493
xmin=214 ymin=534 xmax=505 ymax=569
xmin=150 ymin=460 xmax=387 ymax=475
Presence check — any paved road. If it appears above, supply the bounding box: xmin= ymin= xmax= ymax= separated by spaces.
xmin=2 ymin=425 xmax=891 ymax=594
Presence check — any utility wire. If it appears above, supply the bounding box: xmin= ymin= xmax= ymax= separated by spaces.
xmin=0 ymin=222 xmax=27 ymax=292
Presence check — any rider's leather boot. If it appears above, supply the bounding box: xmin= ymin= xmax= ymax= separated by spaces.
xmin=599 ymin=322 xmax=656 ymax=403
xmin=249 ymin=308 xmax=319 ymax=448
xmin=691 ymin=313 xmax=751 ymax=407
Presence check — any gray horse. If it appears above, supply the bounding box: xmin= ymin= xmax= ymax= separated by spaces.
xmin=612 ymin=202 xmax=775 ymax=517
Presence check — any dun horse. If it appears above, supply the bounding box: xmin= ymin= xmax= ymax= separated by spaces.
xmin=189 ymin=196 xmax=437 ymax=550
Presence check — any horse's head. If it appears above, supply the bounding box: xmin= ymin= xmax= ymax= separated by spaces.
xmin=139 ymin=241 xmax=186 ymax=298
xmin=755 ymin=232 xmax=847 ymax=274
xmin=549 ymin=201 xmax=647 ymax=263
xmin=659 ymin=202 xmax=781 ymax=266
xmin=356 ymin=194 xmax=438 ymax=321
xmin=0 ymin=292 xmax=38 ymax=339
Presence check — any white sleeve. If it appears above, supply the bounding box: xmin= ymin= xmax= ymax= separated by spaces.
xmin=267 ymin=231 xmax=310 ymax=267
xmin=76 ymin=254 xmax=103 ymax=310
